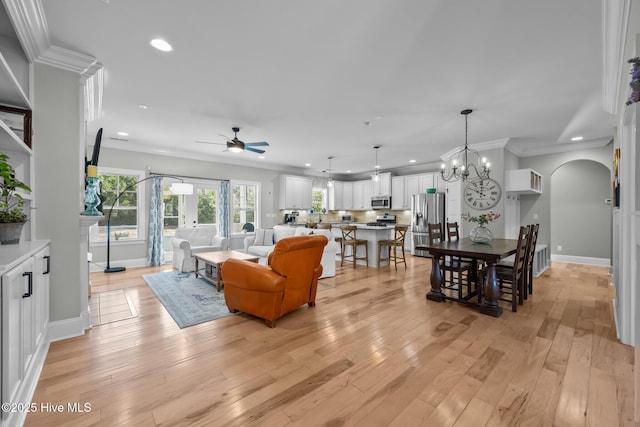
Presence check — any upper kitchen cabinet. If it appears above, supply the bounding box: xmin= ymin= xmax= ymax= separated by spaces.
xmin=352 ymin=180 xmax=372 ymax=210
xmin=371 ymin=172 xmax=391 ymax=196
xmin=279 ymin=175 xmax=313 ymax=209
xmin=391 ymin=175 xmax=419 ymax=210
xmin=505 ymin=169 xmax=543 ymax=194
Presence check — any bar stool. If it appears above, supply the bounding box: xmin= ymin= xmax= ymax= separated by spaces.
xmin=316 ymin=223 xmax=332 ymax=230
xmin=340 ymin=225 xmax=368 ymax=268
xmin=377 ymin=225 xmax=408 ymax=269
xmin=318 ymin=223 xmax=342 ymax=253
xmin=306 ymin=222 xmax=317 ymax=229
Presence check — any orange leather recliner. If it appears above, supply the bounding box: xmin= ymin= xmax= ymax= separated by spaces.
xmin=221 ymin=234 xmax=328 ymax=327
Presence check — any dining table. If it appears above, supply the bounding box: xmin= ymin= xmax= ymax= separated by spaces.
xmin=416 ymin=237 xmax=518 ymax=317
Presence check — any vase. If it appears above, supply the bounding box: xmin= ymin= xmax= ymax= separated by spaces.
xmin=0 ymin=222 xmax=26 ymax=244
xmin=469 ymin=224 xmax=493 ymax=244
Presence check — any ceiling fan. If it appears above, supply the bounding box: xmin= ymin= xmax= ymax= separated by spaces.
xmin=196 ymin=127 xmax=269 ymax=154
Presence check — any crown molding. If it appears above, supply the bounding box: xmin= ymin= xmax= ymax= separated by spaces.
xmin=602 ymin=0 xmax=631 ymax=115
xmin=3 ymin=0 xmax=101 ymax=76
xmin=2 ymin=0 xmax=49 ymax=62
xmin=507 ymin=137 xmax=612 ymax=158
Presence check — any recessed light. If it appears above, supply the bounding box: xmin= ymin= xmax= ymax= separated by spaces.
xmin=375 ymin=115 xmax=384 ymax=120
xmin=375 ymin=165 xmax=381 ymax=169
xmin=156 ymin=149 xmax=170 ymax=154
xmin=258 ymin=156 xmax=265 ymax=159
xmin=117 ymin=131 xmax=129 ymax=136
xmin=409 ymin=159 xmax=416 ymax=163
xmin=363 ymin=121 xmax=372 ymax=126
xmin=138 ymin=104 xmax=149 ymax=109
xmin=305 ymin=163 xmax=311 ymax=167
xmin=346 ymin=170 xmax=352 ymax=173
xmin=571 ymin=136 xmax=584 ymax=141
xmin=150 ymin=38 xmax=173 ymax=52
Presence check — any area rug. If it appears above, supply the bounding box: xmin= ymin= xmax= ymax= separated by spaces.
xmin=142 ymin=271 xmax=233 ymax=328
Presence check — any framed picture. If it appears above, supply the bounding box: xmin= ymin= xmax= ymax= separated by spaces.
xmin=0 ymin=105 xmax=32 ymax=149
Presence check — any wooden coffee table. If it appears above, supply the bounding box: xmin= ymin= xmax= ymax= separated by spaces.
xmin=194 ymin=250 xmax=260 ymax=291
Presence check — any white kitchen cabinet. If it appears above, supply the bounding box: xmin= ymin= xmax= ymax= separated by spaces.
xmin=1 ymin=242 xmax=50 ymax=426
xmin=505 ymin=169 xmax=543 ymax=194
xmin=371 ymin=172 xmax=391 ymax=196
xmin=279 ymin=175 xmax=313 ymax=209
xmin=328 ymin=181 xmax=341 ymax=210
xmin=391 ymin=175 xmax=420 ymax=210
xmin=418 ymin=173 xmax=435 ymax=193
xmin=352 ymin=180 xmax=372 ymax=210
xmin=342 ymin=182 xmax=353 ymax=210
xmin=391 ymin=177 xmax=404 ymax=210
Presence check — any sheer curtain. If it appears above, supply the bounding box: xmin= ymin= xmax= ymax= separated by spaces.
xmin=219 ymin=180 xmax=230 ymax=238
xmin=148 ymin=176 xmax=164 ymax=265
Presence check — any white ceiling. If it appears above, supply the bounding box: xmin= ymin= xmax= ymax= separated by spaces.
xmin=38 ymin=0 xmax=614 ymax=178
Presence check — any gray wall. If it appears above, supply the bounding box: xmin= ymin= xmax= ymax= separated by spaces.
xmin=33 ymin=64 xmax=82 ymax=322
xmin=518 ymin=144 xmax=612 ymax=258
xmin=550 ymin=160 xmax=611 ymax=258
xmin=90 ymin=148 xmax=285 ymax=263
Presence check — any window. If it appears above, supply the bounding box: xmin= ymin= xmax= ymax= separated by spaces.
xmin=162 ymin=181 xmax=218 ymax=238
xmin=231 ymin=181 xmax=259 ymax=234
xmin=92 ymin=167 xmax=146 ymax=242
xmin=312 ymin=188 xmax=326 ymax=213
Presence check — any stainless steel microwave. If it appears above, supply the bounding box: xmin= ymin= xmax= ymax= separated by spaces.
xmin=371 ymin=196 xmax=391 ymax=210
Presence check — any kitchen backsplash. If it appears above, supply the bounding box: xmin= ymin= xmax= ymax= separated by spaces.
xmin=279 ymin=210 xmax=412 ymax=225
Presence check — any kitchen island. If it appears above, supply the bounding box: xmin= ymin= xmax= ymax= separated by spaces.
xmin=332 ymin=224 xmax=399 ymax=268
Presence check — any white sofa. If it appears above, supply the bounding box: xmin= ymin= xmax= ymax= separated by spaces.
xmin=244 ymin=225 xmax=340 ymax=278
xmin=171 ymin=226 xmax=229 ymax=272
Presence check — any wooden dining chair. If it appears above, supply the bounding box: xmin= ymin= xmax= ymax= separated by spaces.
xmin=428 ymin=223 xmax=472 ymax=299
xmin=483 ymin=224 xmax=530 ymax=312
xmin=340 ymin=225 xmax=368 ymax=268
xmin=377 ymin=225 xmax=408 ymax=269
xmin=316 ymin=223 xmax=332 ymax=230
xmin=445 ymin=221 xmax=478 ymax=293
xmin=496 ymin=223 xmax=539 ymax=300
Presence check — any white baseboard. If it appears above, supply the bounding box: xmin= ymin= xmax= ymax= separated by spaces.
xmin=89 ymin=253 xmax=174 ymax=272
xmin=48 ymin=316 xmax=89 ymax=342
xmin=550 ymin=254 xmax=611 ymax=266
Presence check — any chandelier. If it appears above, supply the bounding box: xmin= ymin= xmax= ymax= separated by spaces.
xmin=372 ymin=145 xmax=381 ymax=182
xmin=440 ymin=109 xmax=490 ymax=182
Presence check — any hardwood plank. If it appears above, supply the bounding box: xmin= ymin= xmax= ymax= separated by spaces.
xmin=22 ymin=260 xmax=634 ymax=426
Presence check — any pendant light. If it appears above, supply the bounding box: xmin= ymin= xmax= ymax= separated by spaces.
xmin=372 ymin=145 xmax=381 ymax=182
xmin=440 ymin=109 xmax=490 ymax=182
xmin=326 ymin=156 xmax=334 ymax=188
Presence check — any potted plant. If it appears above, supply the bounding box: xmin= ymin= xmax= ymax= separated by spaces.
xmin=0 ymin=152 xmax=31 ymax=244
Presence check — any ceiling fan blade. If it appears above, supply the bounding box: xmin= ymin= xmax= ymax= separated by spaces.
xmin=245 ymin=146 xmax=266 ymax=154
xmin=218 ymin=133 xmax=232 ymax=141
xmin=246 ymin=141 xmax=269 ymax=147
xmin=195 ymin=140 xmax=226 ymax=145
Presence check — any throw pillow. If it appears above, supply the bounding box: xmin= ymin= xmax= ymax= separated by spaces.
xmin=253 ymin=229 xmax=266 ymax=246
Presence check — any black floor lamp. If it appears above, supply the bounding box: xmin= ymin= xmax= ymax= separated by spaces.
xmin=104 ymin=175 xmax=193 ymax=273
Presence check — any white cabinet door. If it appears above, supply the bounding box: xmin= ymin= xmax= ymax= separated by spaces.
xmin=2 ymin=256 xmax=35 ymax=406
xmin=419 ymin=173 xmax=434 ymax=193
xmin=362 ymin=180 xmax=373 ymax=209
xmin=33 ymin=247 xmax=50 ymax=350
xmin=372 ymin=172 xmax=391 ymax=195
xmin=342 ymin=182 xmax=353 ymax=210
xmin=353 ymin=181 xmax=364 ymax=210
xmin=279 ymin=176 xmax=313 ymax=209
xmin=391 ymin=177 xmax=404 ymax=210
xmin=332 ymin=182 xmax=344 ymax=210
xmin=405 ymin=176 xmax=420 ymax=204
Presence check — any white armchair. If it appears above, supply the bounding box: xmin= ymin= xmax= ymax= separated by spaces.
xmin=171 ymin=226 xmax=229 ymax=272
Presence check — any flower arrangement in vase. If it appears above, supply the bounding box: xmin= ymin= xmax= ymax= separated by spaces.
xmin=461 ymin=211 xmax=501 ymax=244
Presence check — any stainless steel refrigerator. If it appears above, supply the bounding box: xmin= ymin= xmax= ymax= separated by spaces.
xmin=411 ymin=192 xmax=446 ymax=257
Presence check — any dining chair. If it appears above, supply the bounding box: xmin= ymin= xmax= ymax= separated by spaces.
xmin=496 ymin=223 xmax=539 ymax=300
xmin=428 ymin=223 xmax=473 ymax=299
xmin=377 ymin=225 xmax=408 ymax=269
xmin=340 ymin=225 xmax=368 ymax=268
xmin=483 ymin=224 xmax=530 ymax=312
xmin=445 ymin=221 xmax=478 ymax=293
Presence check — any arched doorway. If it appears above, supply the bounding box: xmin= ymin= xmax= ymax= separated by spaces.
xmin=550 ymin=159 xmax=611 ymax=264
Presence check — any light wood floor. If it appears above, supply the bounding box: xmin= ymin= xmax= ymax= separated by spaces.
xmin=26 ymin=257 xmax=637 ymax=426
